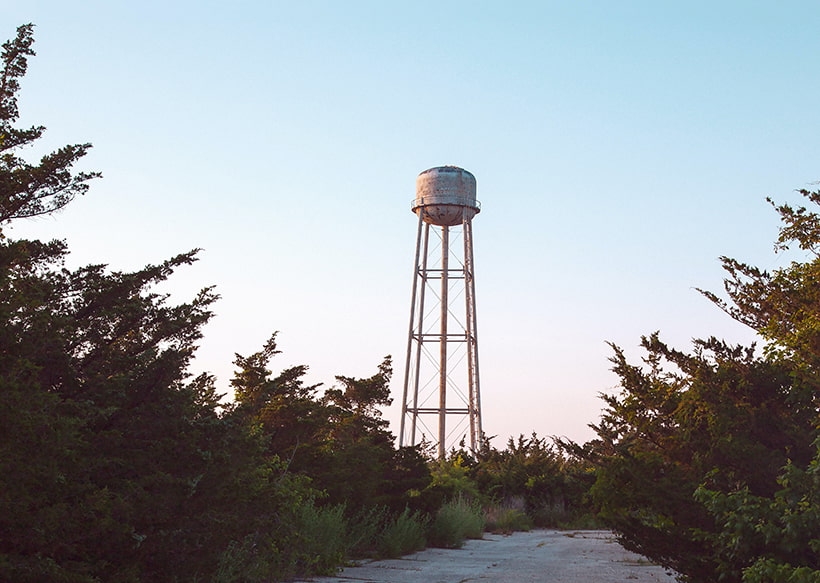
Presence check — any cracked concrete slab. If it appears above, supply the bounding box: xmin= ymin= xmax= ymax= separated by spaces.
xmin=297 ymin=530 xmax=677 ymax=583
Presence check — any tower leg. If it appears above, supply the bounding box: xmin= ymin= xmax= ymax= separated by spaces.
xmin=401 ymin=216 xmax=480 ymax=459
xmin=411 ymin=224 xmax=430 ymax=445
xmin=463 ymin=217 xmax=482 ymax=450
xmin=399 ymin=211 xmax=425 ymax=448
xmin=438 ymin=225 xmax=449 ymax=460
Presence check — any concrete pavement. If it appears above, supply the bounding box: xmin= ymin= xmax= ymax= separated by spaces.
xmin=297 ymin=530 xmax=677 ymax=583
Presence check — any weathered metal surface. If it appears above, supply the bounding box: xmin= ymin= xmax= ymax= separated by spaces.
xmin=412 ymin=166 xmax=480 ymax=226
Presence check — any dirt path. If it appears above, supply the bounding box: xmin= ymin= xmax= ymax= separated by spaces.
xmin=297 ymin=530 xmax=677 ymax=583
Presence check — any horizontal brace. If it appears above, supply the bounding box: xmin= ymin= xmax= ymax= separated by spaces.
xmin=411 ymin=335 xmax=470 ymax=342
xmin=405 ymin=408 xmax=471 ymax=414
xmin=417 ymin=275 xmax=467 ymax=281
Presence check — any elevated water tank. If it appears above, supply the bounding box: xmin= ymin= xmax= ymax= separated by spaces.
xmin=413 ymin=166 xmax=480 ymax=226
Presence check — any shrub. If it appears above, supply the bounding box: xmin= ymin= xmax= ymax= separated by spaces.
xmin=345 ymin=505 xmax=386 ymax=558
xmin=213 ymin=534 xmax=277 ymax=583
xmin=530 ymin=503 xmax=573 ymax=528
xmin=484 ymin=504 xmax=533 ymax=534
xmin=428 ymin=495 xmax=485 ymax=548
xmin=528 ymin=503 xmax=604 ymax=529
xmin=379 ymin=508 xmax=428 ymax=558
xmin=292 ymin=503 xmax=349 ymax=576
xmin=215 ymin=502 xmax=351 ymax=583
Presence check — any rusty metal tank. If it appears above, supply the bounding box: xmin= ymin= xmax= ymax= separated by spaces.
xmin=412 ymin=166 xmax=480 ymax=226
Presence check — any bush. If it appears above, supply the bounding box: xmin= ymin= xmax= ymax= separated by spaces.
xmin=379 ymin=508 xmax=428 ymax=558
xmin=428 ymin=496 xmax=485 ymax=548
xmin=530 ymin=503 xmax=574 ymax=528
xmin=292 ymin=503 xmax=349 ymax=576
xmin=213 ymin=534 xmax=277 ymax=583
xmin=484 ymin=504 xmax=533 ymax=534
xmin=345 ymin=506 xmax=386 ymax=558
xmin=528 ymin=503 xmax=604 ymax=529
xmin=214 ymin=503 xmax=432 ymax=581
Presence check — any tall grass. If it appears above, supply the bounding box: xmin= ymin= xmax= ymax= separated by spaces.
xmin=428 ymin=495 xmax=485 ymax=548
xmin=213 ymin=502 xmax=349 ymax=583
xmin=214 ymin=502 xmax=444 ymax=582
xmin=342 ymin=505 xmax=430 ymax=560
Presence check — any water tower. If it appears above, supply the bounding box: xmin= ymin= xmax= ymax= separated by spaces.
xmin=399 ymin=166 xmax=482 ymax=459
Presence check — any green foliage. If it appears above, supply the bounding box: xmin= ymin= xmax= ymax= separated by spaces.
xmin=693 ymin=442 xmax=820 ymax=582
xmin=290 ymin=503 xmax=349 ymax=576
xmin=691 ymin=191 xmax=820 ymax=580
xmin=571 ymin=188 xmax=820 ymax=583
xmin=427 ymin=495 xmax=485 ymax=548
xmin=214 ymin=535 xmax=278 ymax=583
xmin=333 ymin=505 xmax=429 ymax=561
xmin=471 ymin=433 xmax=595 ymax=524
xmin=0 ymin=24 xmax=100 ymax=225
xmin=0 ymin=23 xmax=325 ymax=582
xmin=211 ymin=497 xmax=345 ymax=583
xmin=743 ymin=559 xmax=820 ymax=583
xmin=484 ymin=502 xmax=533 ymax=534
xmin=578 ymin=333 xmax=816 ymax=582
xmin=419 ymin=435 xmax=599 ymax=532
xmin=378 ymin=508 xmax=429 ymax=558
xmin=214 ymin=503 xmax=430 ymax=579
xmin=343 ymin=506 xmax=386 ymax=558
xmin=424 ymin=454 xmax=482 ymax=508
xmin=230 ymin=336 xmax=430 ymax=514
xmin=0 ymin=231 xmax=320 ymax=581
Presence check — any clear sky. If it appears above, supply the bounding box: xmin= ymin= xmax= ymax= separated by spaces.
xmin=5 ymin=2 xmax=820 ymax=446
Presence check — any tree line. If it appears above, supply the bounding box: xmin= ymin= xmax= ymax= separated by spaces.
xmin=4 ymin=23 xmax=820 ymax=583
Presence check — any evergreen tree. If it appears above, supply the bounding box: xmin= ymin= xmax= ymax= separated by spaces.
xmin=0 ymin=24 xmax=307 ymax=581
xmin=230 ymin=338 xmax=430 ymax=513
xmin=575 ymin=189 xmax=820 ymax=582
xmin=694 ymin=190 xmax=820 ymax=582
xmin=0 ymin=24 xmax=100 ymax=223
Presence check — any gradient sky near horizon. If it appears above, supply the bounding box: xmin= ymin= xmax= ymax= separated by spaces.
xmin=5 ymin=2 xmax=820 ymax=445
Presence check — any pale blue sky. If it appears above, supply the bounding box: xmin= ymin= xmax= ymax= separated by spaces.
xmin=5 ymin=2 xmax=820 ymax=444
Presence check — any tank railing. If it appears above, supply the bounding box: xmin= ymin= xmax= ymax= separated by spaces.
xmin=410 ymin=196 xmax=482 ymax=211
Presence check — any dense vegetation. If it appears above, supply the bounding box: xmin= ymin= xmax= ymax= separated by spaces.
xmin=6 ymin=22 xmax=820 ymax=583
xmin=566 ymin=192 xmax=820 ymax=582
